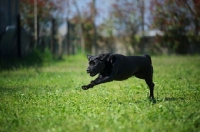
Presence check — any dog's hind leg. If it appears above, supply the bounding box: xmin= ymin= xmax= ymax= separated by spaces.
xmin=145 ymin=77 xmax=155 ymax=103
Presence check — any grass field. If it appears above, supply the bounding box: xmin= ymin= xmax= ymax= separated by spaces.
xmin=0 ymin=55 xmax=200 ymax=132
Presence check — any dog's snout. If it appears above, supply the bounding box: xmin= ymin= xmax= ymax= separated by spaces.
xmin=87 ymin=68 xmax=90 ymax=73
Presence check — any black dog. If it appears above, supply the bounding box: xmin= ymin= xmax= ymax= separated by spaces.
xmin=82 ymin=53 xmax=155 ymax=100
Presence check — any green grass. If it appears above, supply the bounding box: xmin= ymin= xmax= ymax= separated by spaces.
xmin=0 ymin=55 xmax=200 ymax=132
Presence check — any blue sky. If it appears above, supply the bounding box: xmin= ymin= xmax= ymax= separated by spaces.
xmin=62 ymin=0 xmax=114 ymax=25
xmin=59 ymin=0 xmax=151 ymax=35
xmin=59 ymin=0 xmax=114 ymax=35
xmin=75 ymin=0 xmax=151 ymax=26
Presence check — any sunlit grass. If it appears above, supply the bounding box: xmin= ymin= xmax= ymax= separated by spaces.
xmin=0 ymin=55 xmax=200 ymax=132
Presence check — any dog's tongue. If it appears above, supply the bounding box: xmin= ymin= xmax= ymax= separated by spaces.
xmin=90 ymin=73 xmax=95 ymax=76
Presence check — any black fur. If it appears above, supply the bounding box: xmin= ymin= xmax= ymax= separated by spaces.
xmin=82 ymin=53 xmax=155 ymax=100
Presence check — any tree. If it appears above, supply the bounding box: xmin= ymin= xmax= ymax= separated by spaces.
xmin=150 ymin=0 xmax=200 ymax=54
xmin=73 ymin=1 xmax=85 ymax=54
xmin=20 ymin=0 xmax=65 ymax=56
xmin=20 ymin=0 xmax=59 ymax=32
xmin=92 ymin=0 xmax=97 ymax=55
xmin=68 ymin=0 xmax=98 ymax=54
xmin=111 ymin=0 xmax=139 ymax=36
xmin=110 ymin=0 xmax=146 ymax=54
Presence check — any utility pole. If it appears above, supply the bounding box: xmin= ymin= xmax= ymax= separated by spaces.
xmin=34 ymin=0 xmax=38 ymax=47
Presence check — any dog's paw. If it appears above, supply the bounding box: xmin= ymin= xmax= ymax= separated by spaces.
xmin=149 ymin=96 xmax=156 ymax=104
xmin=82 ymin=85 xmax=89 ymax=90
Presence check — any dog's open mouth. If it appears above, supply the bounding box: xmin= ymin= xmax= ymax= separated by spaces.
xmin=89 ymin=72 xmax=97 ymax=77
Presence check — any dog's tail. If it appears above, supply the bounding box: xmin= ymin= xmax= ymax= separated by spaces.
xmin=144 ymin=54 xmax=152 ymax=65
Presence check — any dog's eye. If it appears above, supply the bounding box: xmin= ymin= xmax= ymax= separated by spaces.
xmin=90 ymin=61 xmax=95 ymax=65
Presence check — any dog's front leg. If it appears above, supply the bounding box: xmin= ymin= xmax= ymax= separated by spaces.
xmin=82 ymin=75 xmax=103 ymax=90
xmin=94 ymin=75 xmax=114 ymax=84
xmin=81 ymin=83 xmax=94 ymax=90
xmin=82 ymin=61 xmax=119 ymax=90
xmin=82 ymin=74 xmax=114 ymax=90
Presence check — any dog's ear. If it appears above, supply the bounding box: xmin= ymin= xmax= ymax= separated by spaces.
xmin=87 ymin=54 xmax=93 ymax=61
xmin=108 ymin=54 xmax=115 ymax=64
xmin=99 ymin=53 xmax=112 ymax=61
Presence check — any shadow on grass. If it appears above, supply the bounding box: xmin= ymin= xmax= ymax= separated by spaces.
xmin=163 ymin=97 xmax=185 ymax=101
xmin=0 ymin=87 xmax=20 ymax=93
xmin=133 ymin=97 xmax=185 ymax=104
xmin=0 ymin=48 xmax=65 ymax=71
xmin=0 ymin=86 xmax=25 ymax=97
xmin=155 ymin=97 xmax=185 ymax=103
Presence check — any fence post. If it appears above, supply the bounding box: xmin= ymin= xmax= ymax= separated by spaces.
xmin=17 ymin=13 xmax=21 ymax=58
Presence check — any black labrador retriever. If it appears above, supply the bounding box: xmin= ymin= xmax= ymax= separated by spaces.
xmin=82 ymin=53 xmax=155 ymax=101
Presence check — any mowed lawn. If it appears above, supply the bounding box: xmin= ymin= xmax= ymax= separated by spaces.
xmin=0 ymin=55 xmax=200 ymax=132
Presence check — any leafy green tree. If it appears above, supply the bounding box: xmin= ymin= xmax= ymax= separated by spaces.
xmin=20 ymin=0 xmax=61 ymax=32
xmin=150 ymin=0 xmax=200 ymax=54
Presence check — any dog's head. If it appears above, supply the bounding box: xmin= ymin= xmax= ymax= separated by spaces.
xmin=86 ymin=53 xmax=112 ymax=77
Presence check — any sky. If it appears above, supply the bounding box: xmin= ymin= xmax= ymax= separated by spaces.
xmin=59 ymin=0 xmax=151 ymax=35
xmin=63 ymin=0 xmax=114 ymax=25
xmin=74 ymin=0 xmax=151 ymax=26
xmin=59 ymin=0 xmax=114 ymax=35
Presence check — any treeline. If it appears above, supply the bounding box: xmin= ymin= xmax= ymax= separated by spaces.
xmin=20 ymin=0 xmax=200 ymax=57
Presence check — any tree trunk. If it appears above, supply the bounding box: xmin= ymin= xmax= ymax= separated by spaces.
xmin=17 ymin=14 xmax=21 ymax=58
xmin=34 ymin=0 xmax=38 ymax=48
xmin=51 ymin=18 xmax=56 ymax=55
xmin=73 ymin=1 xmax=85 ymax=54
xmin=66 ymin=19 xmax=70 ymax=55
xmin=80 ymin=24 xmax=85 ymax=54
xmin=92 ymin=0 xmax=97 ymax=55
